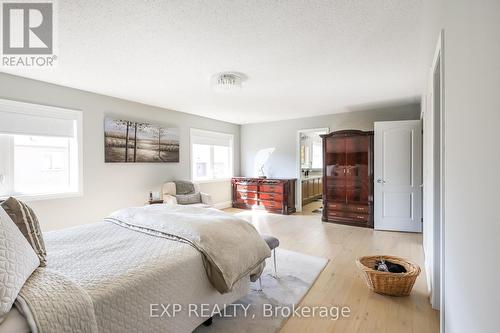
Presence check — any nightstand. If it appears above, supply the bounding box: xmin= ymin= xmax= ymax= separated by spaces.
xmin=148 ymin=200 xmax=164 ymax=205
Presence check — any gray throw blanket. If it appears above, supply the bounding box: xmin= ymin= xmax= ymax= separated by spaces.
xmin=106 ymin=205 xmax=271 ymax=293
xmin=17 ymin=268 xmax=98 ymax=333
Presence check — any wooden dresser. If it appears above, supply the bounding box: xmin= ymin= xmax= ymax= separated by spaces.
xmin=321 ymin=130 xmax=374 ymax=228
xmin=231 ymin=177 xmax=296 ymax=215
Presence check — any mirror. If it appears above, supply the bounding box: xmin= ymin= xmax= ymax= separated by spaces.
xmin=300 ymin=129 xmax=327 ymax=170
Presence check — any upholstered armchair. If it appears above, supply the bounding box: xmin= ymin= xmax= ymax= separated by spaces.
xmin=162 ymin=181 xmax=213 ymax=208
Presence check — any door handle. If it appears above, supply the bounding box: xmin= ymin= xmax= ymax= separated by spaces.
xmin=376 ymin=179 xmax=386 ymax=184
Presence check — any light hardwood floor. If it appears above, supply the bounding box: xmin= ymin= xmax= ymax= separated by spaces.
xmin=224 ymin=204 xmax=439 ymax=333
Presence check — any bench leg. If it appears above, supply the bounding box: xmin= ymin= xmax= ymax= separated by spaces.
xmin=273 ymin=248 xmax=278 ymax=278
xmin=251 ymin=276 xmax=263 ymax=292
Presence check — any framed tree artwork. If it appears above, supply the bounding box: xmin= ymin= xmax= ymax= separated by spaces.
xmin=104 ymin=117 xmax=179 ymax=163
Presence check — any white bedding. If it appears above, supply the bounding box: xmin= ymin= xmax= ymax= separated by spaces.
xmin=7 ymin=221 xmax=250 ymax=333
xmin=107 ymin=205 xmax=270 ymax=293
xmin=0 ymin=307 xmax=30 ymax=333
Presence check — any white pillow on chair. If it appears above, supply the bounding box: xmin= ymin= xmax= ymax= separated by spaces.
xmin=0 ymin=207 xmax=39 ymax=317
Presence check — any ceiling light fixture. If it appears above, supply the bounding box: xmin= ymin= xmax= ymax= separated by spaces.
xmin=212 ymin=72 xmax=245 ymax=92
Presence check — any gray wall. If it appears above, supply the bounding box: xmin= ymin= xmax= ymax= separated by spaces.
xmin=0 ymin=73 xmax=240 ymax=231
xmin=440 ymin=1 xmax=500 ymax=332
xmin=240 ymin=103 xmax=421 ymax=178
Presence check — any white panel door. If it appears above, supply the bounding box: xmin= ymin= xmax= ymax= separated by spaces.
xmin=374 ymin=120 xmax=422 ymax=232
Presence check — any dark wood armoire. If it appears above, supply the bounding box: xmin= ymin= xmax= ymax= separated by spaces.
xmin=321 ymin=130 xmax=374 ymax=228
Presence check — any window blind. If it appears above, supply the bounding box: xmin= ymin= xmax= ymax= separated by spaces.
xmin=190 ymin=128 xmax=233 ymax=147
xmin=0 ymin=99 xmax=79 ymax=138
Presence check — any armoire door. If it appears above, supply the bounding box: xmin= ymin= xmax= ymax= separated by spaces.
xmin=324 ymin=136 xmax=345 ymax=203
xmin=345 ymin=135 xmax=371 ymax=206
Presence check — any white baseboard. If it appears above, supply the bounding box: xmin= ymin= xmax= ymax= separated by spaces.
xmin=214 ymin=201 xmax=232 ymax=209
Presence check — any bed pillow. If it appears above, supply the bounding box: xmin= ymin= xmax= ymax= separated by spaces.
xmin=0 ymin=197 xmax=47 ymax=266
xmin=174 ymin=181 xmax=195 ymax=195
xmin=0 ymin=206 xmax=39 ymax=317
xmin=175 ymin=193 xmax=201 ymax=205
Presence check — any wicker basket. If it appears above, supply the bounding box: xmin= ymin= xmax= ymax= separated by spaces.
xmin=356 ymin=255 xmax=421 ymax=296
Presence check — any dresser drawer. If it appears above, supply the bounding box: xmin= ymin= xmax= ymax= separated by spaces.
xmin=327 ymin=210 xmax=346 ymax=218
xmin=260 ymin=200 xmax=283 ymax=209
xmin=344 ymin=212 xmax=370 ymax=222
xmin=327 ymin=211 xmax=369 ymax=223
xmin=259 ymin=193 xmax=283 ymax=202
xmin=259 ymin=184 xmax=284 ymax=194
xmin=328 ymin=202 xmax=370 ymax=213
xmin=236 ymin=184 xmax=258 ymax=192
xmin=236 ymin=191 xmax=257 ymax=200
xmin=327 ymin=202 xmax=348 ymax=212
xmin=346 ymin=204 xmax=370 ymax=214
xmin=236 ymin=198 xmax=257 ymax=206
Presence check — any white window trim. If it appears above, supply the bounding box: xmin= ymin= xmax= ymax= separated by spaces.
xmin=0 ymin=98 xmax=83 ymax=201
xmin=189 ymin=128 xmax=234 ymax=183
xmin=194 ymin=178 xmax=233 ymax=185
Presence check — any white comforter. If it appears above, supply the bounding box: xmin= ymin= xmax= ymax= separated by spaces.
xmin=14 ymin=220 xmax=250 ymax=333
xmin=106 ymin=205 xmax=271 ymax=293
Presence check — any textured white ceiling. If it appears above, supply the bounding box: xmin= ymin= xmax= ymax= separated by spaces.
xmin=2 ymin=0 xmax=424 ymax=124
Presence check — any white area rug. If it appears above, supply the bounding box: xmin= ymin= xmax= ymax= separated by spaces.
xmin=194 ymin=248 xmax=328 ymax=333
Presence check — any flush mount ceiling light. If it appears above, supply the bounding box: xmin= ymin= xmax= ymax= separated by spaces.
xmin=211 ymin=72 xmax=245 ymax=92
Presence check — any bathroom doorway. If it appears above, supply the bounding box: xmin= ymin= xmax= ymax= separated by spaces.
xmin=296 ymin=127 xmax=328 ymax=213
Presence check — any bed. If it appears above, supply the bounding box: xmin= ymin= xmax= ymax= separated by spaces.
xmin=0 ymin=205 xmax=270 ymax=333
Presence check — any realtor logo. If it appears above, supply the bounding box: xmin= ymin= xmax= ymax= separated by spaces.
xmin=2 ymin=1 xmax=56 ymax=66
xmin=3 ymin=2 xmax=52 ymax=54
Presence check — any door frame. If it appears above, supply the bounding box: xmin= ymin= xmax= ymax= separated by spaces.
xmin=429 ymin=30 xmax=445 ymax=326
xmin=295 ymin=127 xmax=329 ymax=212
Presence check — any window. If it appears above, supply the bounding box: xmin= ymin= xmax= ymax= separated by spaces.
xmin=190 ymin=129 xmax=234 ymax=181
xmin=0 ymin=99 xmax=82 ymax=200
